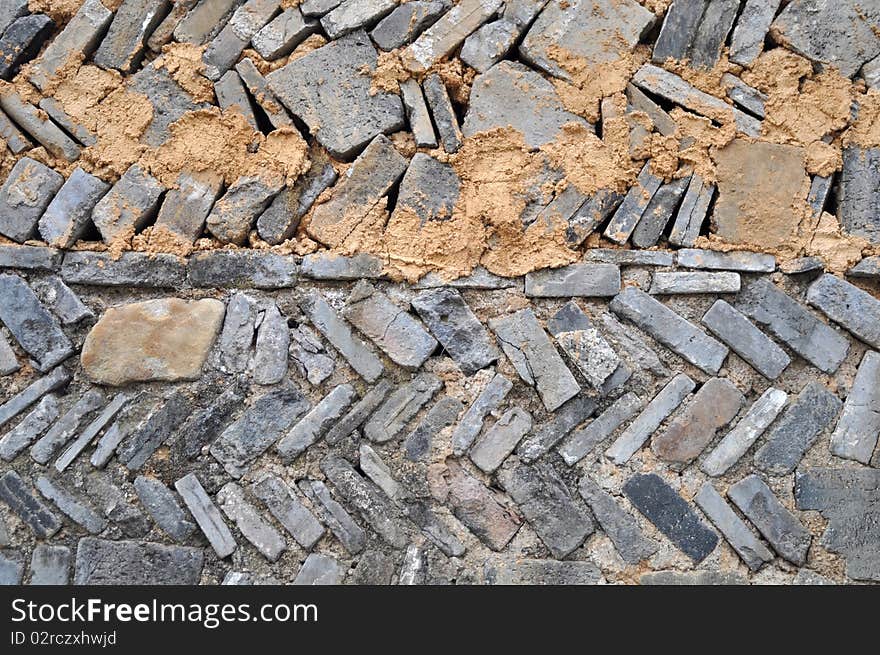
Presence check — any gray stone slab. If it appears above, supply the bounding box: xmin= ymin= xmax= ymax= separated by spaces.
xmin=134 ymin=475 xmax=196 ymax=543
xmin=235 ymin=58 xmax=293 ymax=129
xmin=94 ymin=0 xmax=170 ymax=73
xmin=517 ymin=395 xmax=596 ymax=463
xmin=54 ymin=392 xmax=131 ymax=473
xmin=253 ymin=304 xmax=289 ymax=385
xmin=848 ymin=256 xmax=880 ymax=278
xmin=206 ymin=176 xmax=282 ymax=245
xmin=0 ymin=394 xmax=58 ymax=461
xmin=450 ymin=373 xmax=512 ymax=456
xmin=210 ymin=386 xmax=309 ymax=478
xmin=301 ymin=253 xmax=384 ymax=281
xmin=623 ymin=472 xmax=718 ymax=563
xmin=0 ymin=274 xmax=72 ymax=372
xmin=404 ymin=395 xmax=462 ymax=461
xmin=729 ymin=0 xmax=782 ymax=65
xmin=668 ymin=174 xmax=714 ymax=247
xmin=807 ymin=273 xmax=880 ymax=350
xmin=0 ymin=106 xmax=29 ymax=153
xmin=29 ymin=0 xmax=112 ymax=90
xmin=0 ymin=89 xmax=79 ymax=161
xmin=174 ymin=0 xmax=239 ymax=44
xmin=92 ymin=164 xmax=165 ymax=243
xmin=736 ymin=278 xmax=849 ymax=373
xmin=0 ymin=157 xmax=64 ymax=243
xmin=61 ymin=251 xmax=186 ymax=288
xmin=253 ymin=8 xmax=319 ymax=59
xmin=631 ymin=175 xmax=691 ymax=248
xmin=175 ymin=473 xmax=236 ymax=558
xmin=462 ymin=60 xmax=589 ymax=149
xmin=498 ymin=459 xmax=594 ymax=559
xmin=652 ymin=0 xmax=707 ymax=63
xmin=728 ymin=474 xmax=810 ymax=566
xmin=414 ymin=266 xmax=520 ymax=290
xmin=484 ymin=558 xmax=602 ymax=585
xmin=0 ymin=470 xmax=61 ymax=538
xmin=565 ymin=190 xmax=624 ymax=247
xmin=701 ymin=387 xmax=788 ymax=477
xmin=321 ymin=455 xmax=411 ymax=548
xmin=217 ymin=482 xmax=286 ymax=562
xmin=0 ymin=14 xmax=55 ymax=80
xmin=695 ymin=482 xmax=773 ymax=572
xmin=324 ymin=379 xmax=391 ymax=446
xmin=202 ymin=0 xmax=279 ymax=80
xmin=321 ymin=0 xmax=396 ymax=39
xmin=722 ymin=73 xmax=767 ymax=118
xmin=701 ymin=299 xmax=791 ymax=379
xmin=461 ymin=18 xmax=518 ymax=72
xmin=299 ymin=478 xmax=366 ymax=555
xmin=147 ymin=0 xmax=197 ymax=51
xmin=547 ymin=301 xmax=621 ymax=389
xmin=36 ymin=276 xmax=92 ymax=326
xmin=172 ymin=384 xmax=245 ymax=461
xmin=0 ymin=0 xmax=27 ymax=36
xmin=578 ymin=476 xmax=657 ymax=565
xmin=401 ymin=0 xmax=503 ymax=72
xmin=0 ymin=367 xmax=69 ymax=431
xmin=650 ymin=272 xmax=741 ymax=295
xmin=470 ymin=407 xmax=532 ymax=473
xmin=214 ymin=71 xmax=258 ymax=130
xmin=422 ymin=73 xmax=462 ymax=153
xmin=359 ymin=443 xmax=407 ymax=501
xmin=35 ymin=475 xmax=106 ymax=534
xmin=74 ymin=538 xmax=203 ymax=585
xmin=29 ymin=544 xmax=70 ymax=585
xmin=830 ymin=350 xmax=880 ymax=464
xmin=604 ymin=162 xmax=663 ymax=245
xmin=293 ymin=553 xmax=343 ymax=585
xmin=153 ymin=171 xmax=223 ymax=245
xmin=395 ymin=153 xmax=460 ymax=222
xmin=0 ymin=245 xmax=61 ymax=271
xmin=640 ymin=570 xmax=747 ymax=585
xmin=267 ymin=30 xmax=404 ymax=159
xmin=525 ymin=263 xmax=621 ymax=298
xmin=598 ymin=312 xmax=670 ymax=377
xmin=559 ymin=392 xmax=641 ymax=466
xmin=371 ymin=1 xmax=449 ymax=50
xmin=676 ymin=249 xmax=776 ymax=272
xmin=38 ymin=97 xmax=96 ymax=146
xmin=610 ymin=287 xmax=729 ymax=374
xmin=89 ymin=396 xmax=153 ymax=469
xmin=300 ymin=291 xmax=384 ymax=382
xmin=84 ymin=473 xmax=150 ymax=539
xmin=252 ymin=475 xmax=323 ymax=550
xmin=116 ymin=392 xmax=193 ymax=471
xmin=0 ymin=333 xmax=17 ymax=376
xmin=489 ymin=308 xmax=580 ymax=412
xmin=277 ymin=384 xmax=357 ymax=461
xmin=188 ymin=250 xmax=298 ymax=288
xmin=0 ymin=551 xmax=23 ymax=585
xmin=364 ymin=373 xmax=442 ymax=443
xmin=606 ymin=373 xmax=695 ymax=464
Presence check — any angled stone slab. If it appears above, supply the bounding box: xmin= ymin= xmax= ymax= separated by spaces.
xmin=807 ymin=273 xmax=880 ymax=350
xmin=462 ymin=60 xmax=589 ymax=149
xmin=94 ymin=0 xmax=170 ymax=73
xmin=29 ymin=544 xmax=71 ymax=585
xmin=38 ymin=168 xmax=110 ymax=249
xmin=293 ymin=553 xmax=343 ymax=585
xmin=175 ymin=473 xmax=237 ymax=559
xmin=632 ymin=175 xmax=691 ymax=248
xmin=92 ymin=164 xmax=165 ymax=244
xmin=729 ymin=0 xmax=782 ymax=65
xmin=74 ymin=538 xmax=203 ymax=585
xmin=394 ymin=152 xmax=460 ymax=222
xmin=116 ymin=392 xmax=194 ymax=471
xmin=578 ymin=476 xmax=657 ymax=565
xmin=652 ymin=0 xmax=708 ymax=63
xmin=0 ymin=157 xmax=64 ymax=243
xmin=300 ymin=291 xmax=384 ymax=382
xmin=0 ymin=106 xmax=29 ymax=153
xmin=728 ymin=474 xmax=810 ymax=566
xmin=422 ymin=73 xmax=462 ymax=153
xmin=606 ymin=373 xmax=695 ymax=464
xmin=701 ymin=299 xmax=791 ymax=380
xmin=650 ymin=272 xmax=740 ymax=295
xmin=0 ymin=90 xmax=80 ymax=161
xmin=364 ymin=373 xmax=442 ymax=443
xmin=414 ymin=265 xmax=519 ymax=290
xmin=214 ymin=71 xmax=259 ymax=130
xmin=202 ymin=0 xmax=279 ymax=80
xmin=0 ymin=274 xmax=72 ymax=372
xmin=470 ymin=407 xmax=532 ymax=473
xmin=267 ymin=30 xmax=404 ymax=159
xmin=610 ymin=287 xmax=728 ymax=374
xmin=560 ymin=392 xmax=642 ymax=465
xmin=299 ymin=478 xmax=366 ymax=555
xmin=277 ymin=384 xmax=358 ymax=461
xmin=623 ymin=472 xmax=718 ymax=563
xmin=0 ymin=470 xmax=61 ymax=538
xmin=252 ymin=475 xmax=324 ymax=550
xmin=0 ymin=0 xmax=27 ymax=36
xmin=489 ymin=308 xmax=580 ymax=412
xmin=188 ymin=250 xmax=298 ymax=289
xmin=695 ymin=482 xmax=773 ymax=572
xmin=0 ymin=367 xmax=69 ymax=430
xmin=359 ymin=443 xmax=407 ymax=501
xmin=253 ymin=304 xmax=289 ymax=386
xmin=301 ymin=253 xmax=383 ymax=281
xmin=525 ymin=263 xmax=620 ymax=298
xmin=676 ymin=249 xmax=776 ymax=272
xmin=848 ymin=256 xmax=880 ymax=279
xmin=174 ymin=0 xmax=239 ymax=44
xmin=134 ymin=476 xmax=196 ymax=543
xmin=0 ymin=14 xmax=55 ymax=80
xmin=404 ymin=395 xmax=462 ymax=461
xmin=517 ymin=395 xmax=596 ymax=463
xmin=652 ymin=378 xmax=743 ymax=465
xmin=38 ymin=97 xmax=96 ymax=146
xmin=325 ymin=379 xmax=392 ymax=445
xmin=722 ymin=73 xmax=767 ymax=118
xmin=402 ymin=498 xmax=465 ymax=557
xmin=206 ymin=176 xmax=282 ymax=245
xmin=498 ymin=459 xmax=594 ymax=559
xmin=55 ymin=392 xmax=131 ymax=473
xmin=0 ymin=333 xmax=17 ymax=376
xmin=89 ymin=395 xmax=155 ymax=469
xmin=61 ymin=252 xmax=186 ymax=288
xmin=668 ymin=174 xmax=714 ymax=247
xmin=130 ymin=63 xmax=210 ymax=147
xmin=484 ymin=558 xmax=601 ymax=585
xmin=217 ymin=482 xmax=286 ymax=562
xmin=701 ymin=387 xmax=788 ymax=477
xmin=371 ymin=1 xmax=449 ymax=50
xmin=172 ymin=384 xmax=245 ymax=461
xmin=411 ymin=288 xmax=499 ymax=375
xmin=343 ymin=282 xmax=438 ymax=370
xmin=35 ymin=475 xmax=106 ymax=534
xmin=754 ymin=381 xmax=841 ymax=475
xmin=210 ymin=386 xmax=309 ymax=478
xmin=253 ymin=8 xmax=319 ymax=59
xmin=401 ymin=0 xmax=503 ymax=73
xmin=235 ymin=58 xmax=294 ymax=129
xmin=30 ymin=390 xmax=104 ymax=465
xmin=735 ymin=278 xmax=849 ymax=374
xmin=604 ymin=163 xmax=664 ymax=245
xmin=654 ymin=0 xmax=739 ymax=68
xmin=830 ymin=350 xmax=880 ymax=464
xmin=153 ymin=171 xmax=223 ymax=245
xmin=460 ymin=17 xmax=518 ymax=72
xmin=147 ymin=0 xmax=197 ymax=51
xmin=0 ymin=395 xmax=58 ymax=461
xmin=807 ymin=173 xmax=834 ymax=219
xmin=450 ymin=373 xmax=512 ymax=456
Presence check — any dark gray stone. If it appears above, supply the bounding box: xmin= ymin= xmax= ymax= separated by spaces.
xmin=450 ymin=373 xmax=512 ymax=456
xmin=91 ymin=164 xmax=165 ymax=243
xmin=0 ymin=274 xmax=72 ymax=372
xmin=293 ymin=553 xmax=343 ymax=585
xmin=30 ymin=390 xmax=104 ymax=465
xmin=470 ymin=407 xmax=532 ymax=473
xmin=525 ymin=263 xmax=621 ymax=298
xmin=61 ymin=251 xmax=186 ymax=288
xmin=153 ymin=171 xmax=222 ymax=244
xmin=807 ymin=273 xmax=880 ymax=350
xmin=460 ymin=18 xmax=518 ymax=72
xmin=0 ymin=245 xmax=61 ymax=271
xmin=0 ymin=470 xmax=61 ymax=538
xmin=253 ymin=304 xmax=289 ymax=386
xmin=130 ymin=63 xmax=210 ymax=146
xmin=173 ymin=384 xmax=245 ymax=461
xmin=484 ymin=558 xmax=601 ymax=585
xmin=252 ymin=8 xmax=319 ymax=60
xmin=188 ymin=250 xmax=298 ymax=288
xmin=830 ymin=350 xmax=880 ymax=464
xmin=321 ymin=0 xmax=396 ymax=39
xmin=547 ymin=301 xmax=621 ymax=390
xmin=668 ymin=174 xmax=714 ymax=247
xmin=202 ymin=0 xmax=278 ymax=80
xmin=839 ymin=145 xmax=880 ymax=241
xmin=94 ymin=0 xmax=169 ymax=73
xmin=0 ymin=394 xmax=58 ymax=461
xmin=325 ymin=379 xmax=392 ymax=446
xmin=216 ymin=293 xmax=257 ymax=374
xmin=729 ymin=0 xmax=782 ymax=65
xmin=0 ymin=552 xmax=23 ymax=585
xmin=206 ymin=176 xmax=283 ymax=246
xmin=0 ymin=89 xmax=80 ymax=161
xmin=695 ymin=482 xmax=773 ymax=572
xmin=677 ymin=248 xmax=776 ymax=272
xmin=301 ymin=253 xmax=383 ymax=281
xmin=0 ymin=157 xmax=64 ymax=243
xmin=631 ymin=176 xmax=691 ymax=248
xmin=54 ymin=392 xmax=131 ymax=473
xmin=400 ymin=78 xmax=437 ymax=148
xmin=235 ymin=58 xmax=294 ymax=129
xmin=276 ymin=384 xmax=358 ymax=461
xmin=404 ymin=395 xmax=462 ymax=461
xmin=36 ymin=276 xmax=93 ymax=326
xmin=117 ymin=392 xmax=194 ymax=471
xmin=74 ymin=538 xmax=203 ymax=585
xmin=604 ymin=162 xmax=663 ymax=245
xmin=134 ymin=475 xmax=196 ymax=543
xmin=173 ymin=0 xmax=239 ymax=44
xmin=649 ymin=271 xmax=741 ymax=295
xmin=35 ymin=475 xmax=107 ymax=534
xmin=0 ymin=14 xmax=55 ymax=80
xmin=370 ymin=1 xmax=448 ymax=50
xmin=0 ymin=105 xmax=29 ymax=153
xmin=559 ymin=392 xmax=642 ymax=466
xmin=578 ymin=476 xmax=658 ymax=565
xmin=395 ymin=153 xmax=460 ymax=222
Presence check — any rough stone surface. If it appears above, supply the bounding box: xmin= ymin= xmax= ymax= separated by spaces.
xmin=578 ymin=476 xmax=657 ymax=565
xmin=74 ymin=538 xmax=203 ymax=585
xmin=806 ymin=273 xmax=880 ymax=350
xmin=695 ymin=482 xmax=773 ymax=572
xmin=0 ymin=157 xmax=64 ymax=243
xmin=830 ymin=350 xmax=880 ymax=464
xmin=0 ymin=274 xmax=72 ymax=371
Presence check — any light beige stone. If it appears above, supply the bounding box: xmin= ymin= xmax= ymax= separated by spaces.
xmin=82 ymin=298 xmax=225 ymax=385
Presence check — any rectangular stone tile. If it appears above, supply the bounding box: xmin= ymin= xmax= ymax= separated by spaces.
xmin=729 ymin=0 xmax=781 ymax=65
xmin=301 ymin=253 xmax=383 ymax=281
xmin=0 ymin=90 xmax=80 ymax=161
xmin=320 ymin=456 xmax=411 ymax=548
xmin=298 ymin=478 xmax=366 ymax=555
xmin=217 ymin=482 xmax=286 ymax=562
xmin=722 ymin=73 xmax=767 ymax=117
xmin=210 ymin=387 xmax=309 ymax=478
xmin=235 ymin=58 xmax=293 ymax=129
xmin=147 ymin=0 xmax=197 ymax=51
xmin=92 ymin=164 xmax=165 ymax=243
xmin=175 ymin=473 xmax=237 ymax=559
xmin=0 ymin=106 xmax=30 ymax=154
xmin=701 ymin=387 xmax=788 ymax=477
xmin=414 ymin=265 xmax=520 ymax=290
xmin=606 ymin=373 xmax=695 ymax=464
xmin=701 ymin=299 xmax=791 ymax=379
xmin=578 ymin=476 xmax=657 ymax=565
xmin=202 ymin=0 xmax=279 ymax=80
xmin=29 ymin=544 xmax=71 ymax=585
xmin=676 ymin=248 xmax=776 ymax=272
xmin=450 ymin=373 xmax=512 ymax=456
xmin=0 ymin=470 xmax=61 ymax=538
xmin=61 ymin=251 xmax=186 ymax=288
xmin=469 ymin=407 xmax=532 ymax=473
xmin=0 ymin=395 xmax=58 ymax=461
xmin=94 ymin=0 xmax=169 ymax=73
xmin=735 ymin=278 xmax=849 ymax=374
xmin=559 ymin=392 xmax=642 ymax=465
xmin=89 ymin=396 xmax=152 ymax=469
xmin=489 ymin=308 xmax=581 ymax=412
xmin=695 ymin=482 xmax=773 ymax=572
xmin=404 ymin=395 xmax=462 ymax=461
xmin=174 ymin=0 xmax=239 ymax=44
xmin=623 ymin=472 xmax=718 ymax=563
xmin=610 ymin=287 xmax=729 ymax=374
xmin=0 ymin=245 xmax=61 ymax=271
xmin=651 ymin=0 xmax=707 ymax=63
xmin=188 ymin=250 xmax=298 ymax=288
xmin=0 ymin=333 xmax=18 ymax=376
xmin=0 ymin=157 xmax=64 ymax=243
xmin=0 ymin=367 xmax=69 ymax=430
xmin=631 ymin=175 xmax=691 ymax=248
xmin=0 ymin=14 xmax=55 ymax=80
xmin=484 ymin=558 xmax=602 ymax=585
xmin=402 ymin=498 xmax=465 ymax=557
xmin=253 ymin=8 xmax=319 ymax=60
xmin=55 ymin=392 xmax=131 ymax=472
xmin=728 ymin=474 xmax=810 ymax=565
xmin=0 ymin=0 xmax=27 ymax=36
xmin=34 ymin=475 xmax=106 ymax=534
xmin=300 ymin=291 xmax=384 ymax=383
xmin=807 ymin=273 xmax=880 ymax=350
xmin=582 ymin=249 xmax=673 ymax=267
xmin=668 ymin=174 xmax=714 ymax=247
xmin=517 ymin=395 xmax=596 ymax=463
xmin=364 ymin=373 xmax=442 ymax=443
xmin=652 ymin=377 xmax=744 ymax=465
xmin=293 ymin=553 xmax=343 ymax=585
xmin=252 ymin=475 xmax=323 ymax=550
xmin=344 ymin=282 xmax=438 ymax=369
xmin=38 ymin=97 xmax=96 ymax=146
xmin=423 ymin=73 xmax=462 ymax=153
xmin=277 ymin=384 xmax=358 ymax=461
xmin=498 ymin=459 xmax=594 ymax=559
xmin=525 ymin=263 xmax=621 ymax=297
xmin=371 ymin=1 xmax=449 ymax=51
xmin=153 ymin=170 xmax=223 ymax=244
xmin=597 ymin=312 xmax=669 ymax=376
xmin=649 ymin=271 xmax=741 ymax=295
xmin=546 ymin=301 xmax=622 ymax=390
xmin=324 ymin=379 xmax=391 ymax=446
xmin=74 ymin=538 xmax=203 ymax=585
xmin=754 ymin=381 xmax=841 ymax=475
xmin=603 ymin=162 xmax=663 ymax=245
xmin=321 ymin=0 xmax=396 ymax=39
xmin=134 ymin=475 xmax=196 ymax=543
xmin=116 ymin=392 xmax=193 ymax=471
xmin=830 ymin=350 xmax=880 ymax=464
xmin=400 ymin=77 xmax=437 ymax=148
xmin=0 ymin=551 xmax=23 ymax=585
xmin=0 ymin=274 xmax=72 ymax=372
xmin=253 ymin=304 xmax=289 ymax=386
